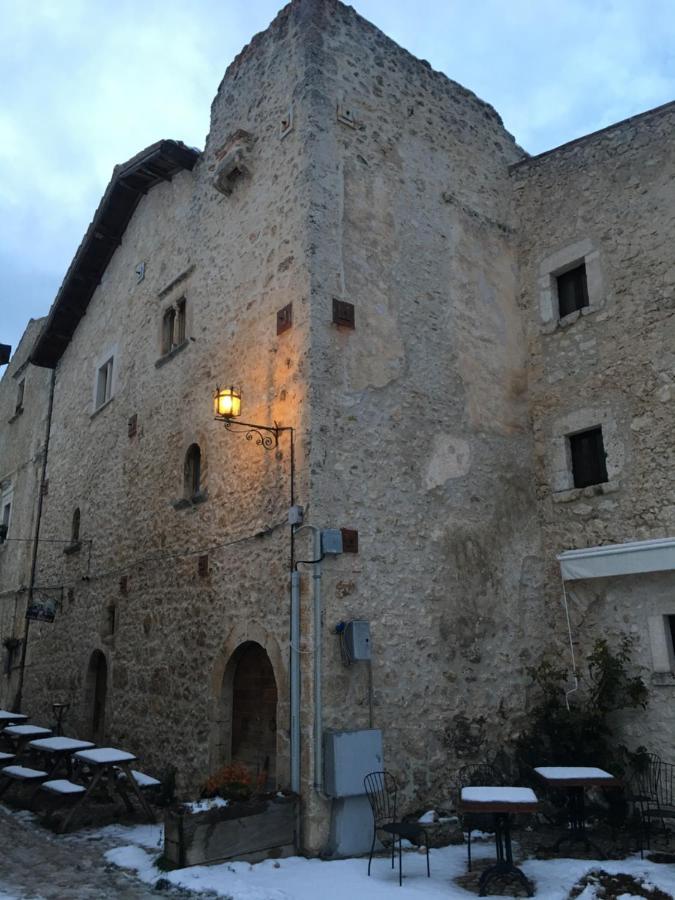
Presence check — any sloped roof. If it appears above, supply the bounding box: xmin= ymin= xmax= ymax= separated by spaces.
xmin=31 ymin=140 xmax=199 ymax=368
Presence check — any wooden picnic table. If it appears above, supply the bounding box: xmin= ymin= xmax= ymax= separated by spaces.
xmin=57 ymin=747 xmax=156 ymax=833
xmin=460 ymin=786 xmax=538 ymax=897
xmin=0 ymin=710 xmax=28 ymax=725
xmin=2 ymin=724 xmax=52 ymax=756
xmin=28 ymin=737 xmax=95 ymax=781
xmin=534 ymin=766 xmax=619 ymax=857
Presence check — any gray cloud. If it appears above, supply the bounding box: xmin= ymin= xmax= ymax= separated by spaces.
xmin=2 ymin=0 xmax=674 ymax=363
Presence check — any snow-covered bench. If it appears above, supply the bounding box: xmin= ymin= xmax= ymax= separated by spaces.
xmin=116 ymin=768 xmax=161 ymax=789
xmin=40 ymin=779 xmax=86 ymax=796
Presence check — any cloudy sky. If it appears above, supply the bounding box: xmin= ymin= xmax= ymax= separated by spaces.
xmin=2 ymin=0 xmax=674 ymax=361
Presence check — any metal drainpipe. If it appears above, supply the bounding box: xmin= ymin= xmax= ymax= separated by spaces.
xmin=290 ymin=569 xmax=301 ymax=794
xmin=14 ymin=367 xmax=56 ymax=712
xmin=312 ymin=526 xmax=323 ymax=793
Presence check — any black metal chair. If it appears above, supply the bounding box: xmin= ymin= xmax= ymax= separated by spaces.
xmin=629 ymin=752 xmax=675 ymax=855
xmin=456 ymin=763 xmax=503 ymax=871
xmin=363 ymin=770 xmax=431 ymax=886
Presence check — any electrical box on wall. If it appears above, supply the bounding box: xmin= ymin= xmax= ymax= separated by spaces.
xmin=321 ymin=529 xmax=343 ymax=555
xmin=344 ymin=620 xmax=371 ymax=661
xmin=324 ymin=729 xmax=383 ymax=797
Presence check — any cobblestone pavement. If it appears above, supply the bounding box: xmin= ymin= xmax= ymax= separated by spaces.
xmin=0 ymin=805 xmax=209 ymax=900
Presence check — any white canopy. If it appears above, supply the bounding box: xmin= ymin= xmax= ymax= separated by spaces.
xmin=558 ymin=537 xmax=675 ymax=581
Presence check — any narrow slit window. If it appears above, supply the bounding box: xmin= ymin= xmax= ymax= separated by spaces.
xmin=15 ymin=379 xmax=25 ymax=414
xmin=175 ymin=299 xmax=186 ymax=346
xmin=557 ymin=264 xmax=589 ymax=318
xmin=162 ymin=307 xmax=176 ymax=355
xmin=569 ymin=427 xmax=608 ymax=488
xmin=71 ymin=508 xmax=80 ymax=544
xmin=184 ymin=444 xmax=201 ymax=499
xmin=96 ymin=357 xmax=114 ymax=409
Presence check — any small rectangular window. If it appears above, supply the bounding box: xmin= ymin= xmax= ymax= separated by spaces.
xmin=96 ymin=357 xmax=114 ymax=409
xmin=2 ymin=502 xmax=10 ymax=528
xmin=668 ymin=616 xmax=675 ymax=658
xmin=15 ymin=379 xmax=25 ymax=414
xmin=569 ymin=427 xmax=607 ymax=488
xmin=557 ymin=264 xmax=589 ymax=318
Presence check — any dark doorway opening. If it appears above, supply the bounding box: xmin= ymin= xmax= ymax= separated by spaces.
xmin=86 ymin=649 xmax=107 ymax=743
xmin=231 ymin=642 xmax=278 ymax=787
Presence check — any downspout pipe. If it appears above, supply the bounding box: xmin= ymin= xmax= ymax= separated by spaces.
xmin=290 ymin=569 xmax=301 ymax=794
xmin=312 ymin=526 xmax=323 ymax=793
xmin=14 ymin=367 xmax=56 ymax=712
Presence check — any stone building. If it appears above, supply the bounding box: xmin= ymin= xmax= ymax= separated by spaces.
xmin=1 ymin=0 xmax=674 ymax=852
xmin=0 ymin=318 xmax=52 ymax=709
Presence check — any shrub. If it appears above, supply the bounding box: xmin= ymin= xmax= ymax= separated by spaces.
xmin=203 ymin=762 xmax=266 ymax=802
xmin=514 ymin=635 xmax=648 ymax=780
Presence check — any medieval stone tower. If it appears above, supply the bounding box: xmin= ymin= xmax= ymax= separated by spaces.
xmin=1 ymin=0 xmax=674 ymax=853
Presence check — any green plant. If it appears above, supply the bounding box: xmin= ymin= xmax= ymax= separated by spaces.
xmin=514 ymin=635 xmax=648 ymax=780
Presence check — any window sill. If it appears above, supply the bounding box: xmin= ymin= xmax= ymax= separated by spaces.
xmin=541 ymin=303 xmax=603 ymax=335
xmin=651 ymin=671 xmax=675 ymax=687
xmin=171 ymin=489 xmax=208 ymax=511
xmin=552 ymin=480 xmax=620 ymax=503
xmin=8 ymin=407 xmax=24 ymax=424
xmin=155 ymin=340 xmax=188 ymax=369
xmin=91 ymin=397 xmax=114 ymax=419
xmin=63 ymin=541 xmax=82 ymax=556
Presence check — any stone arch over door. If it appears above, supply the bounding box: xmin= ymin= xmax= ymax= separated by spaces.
xmin=84 ymin=649 xmax=108 ymax=743
xmin=209 ymin=622 xmax=288 ymax=789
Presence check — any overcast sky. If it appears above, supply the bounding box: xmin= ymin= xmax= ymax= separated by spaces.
xmin=2 ymin=0 xmax=674 ymax=363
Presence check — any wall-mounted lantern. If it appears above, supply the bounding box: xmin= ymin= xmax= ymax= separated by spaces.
xmin=213 ymin=385 xmax=242 ymax=420
xmin=213 ymin=383 xmax=289 ymax=452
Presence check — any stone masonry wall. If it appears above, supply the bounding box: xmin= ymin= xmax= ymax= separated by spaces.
xmin=512 ymin=103 xmax=675 ymax=755
xmin=0 ymin=319 xmax=51 ymax=708
xmin=24 ymin=1 xmax=318 ymax=802
xmin=299 ymin=0 xmax=545 ymax=848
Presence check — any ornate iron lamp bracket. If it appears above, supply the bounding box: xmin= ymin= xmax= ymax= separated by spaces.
xmin=217 ymin=418 xmax=283 ymax=450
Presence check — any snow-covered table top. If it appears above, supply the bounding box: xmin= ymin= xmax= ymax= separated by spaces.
xmin=460 ymin=786 xmax=538 ymax=810
xmin=3 ymin=724 xmax=51 ymax=738
xmin=0 ymin=710 xmax=28 ymax=722
xmin=74 ymin=747 xmax=136 ymax=765
xmin=534 ymin=766 xmax=617 ymax=785
xmin=29 ymin=737 xmax=95 ymax=753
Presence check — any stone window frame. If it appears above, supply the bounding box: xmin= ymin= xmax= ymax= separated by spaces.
xmin=0 ymin=481 xmax=13 ymax=545
xmin=171 ymin=437 xmax=208 ymax=510
xmin=91 ymin=344 xmax=118 ymax=415
xmin=156 ymin=295 xmax=189 ymax=368
xmin=648 ymin=614 xmax=675 ymax=685
xmin=549 ymin=406 xmax=623 ymax=501
xmin=538 ymin=239 xmax=605 ymax=333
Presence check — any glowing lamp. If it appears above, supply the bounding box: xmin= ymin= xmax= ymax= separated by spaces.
xmin=214 ymin=385 xmax=241 ymax=419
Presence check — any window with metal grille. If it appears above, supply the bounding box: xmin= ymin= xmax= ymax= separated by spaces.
xmin=557 ymin=264 xmax=589 ymax=318
xmin=569 ymin=427 xmax=608 ymax=488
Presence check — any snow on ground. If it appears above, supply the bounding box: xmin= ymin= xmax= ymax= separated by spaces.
xmin=102 ymin=825 xmax=675 ymax=900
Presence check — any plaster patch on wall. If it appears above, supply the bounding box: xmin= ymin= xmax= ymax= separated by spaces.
xmin=424 ymin=434 xmax=471 ymax=489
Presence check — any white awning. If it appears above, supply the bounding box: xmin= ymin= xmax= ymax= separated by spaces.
xmin=558 ymin=538 xmax=675 ymax=581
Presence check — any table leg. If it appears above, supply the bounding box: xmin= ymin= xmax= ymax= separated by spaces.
xmin=553 ymin=787 xmax=605 ymax=859
xmin=478 ymin=814 xmax=534 ymax=898
xmin=117 ymin=763 xmax=155 ymax=823
xmin=58 ymin=766 xmax=106 ymax=833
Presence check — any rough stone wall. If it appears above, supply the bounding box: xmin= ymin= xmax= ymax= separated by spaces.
xmin=0 ymin=319 xmax=51 ymax=708
xmin=299 ymin=0 xmax=544 ymax=847
xmin=512 ymin=103 xmax=675 ymax=755
xmin=23 ymin=1 xmax=318 ymax=799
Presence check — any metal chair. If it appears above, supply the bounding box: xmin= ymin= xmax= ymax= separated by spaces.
xmin=363 ymin=771 xmax=431 ymax=886
xmin=629 ymin=753 xmax=675 ymax=855
xmin=456 ymin=763 xmax=503 ymax=871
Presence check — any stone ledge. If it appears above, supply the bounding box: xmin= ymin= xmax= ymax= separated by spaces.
xmin=651 ymin=671 xmax=675 ymax=687
xmin=155 ymin=340 xmax=189 ymax=369
xmin=171 ymin=489 xmax=208 ymax=511
xmin=8 ymin=406 xmax=24 ymax=424
xmin=90 ymin=397 xmax=114 ymax=419
xmin=552 ymin=480 xmax=620 ymax=503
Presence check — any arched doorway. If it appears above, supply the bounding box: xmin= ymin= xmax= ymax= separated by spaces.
xmin=230 ymin=642 xmax=278 ymax=786
xmin=86 ymin=650 xmax=107 ymax=743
